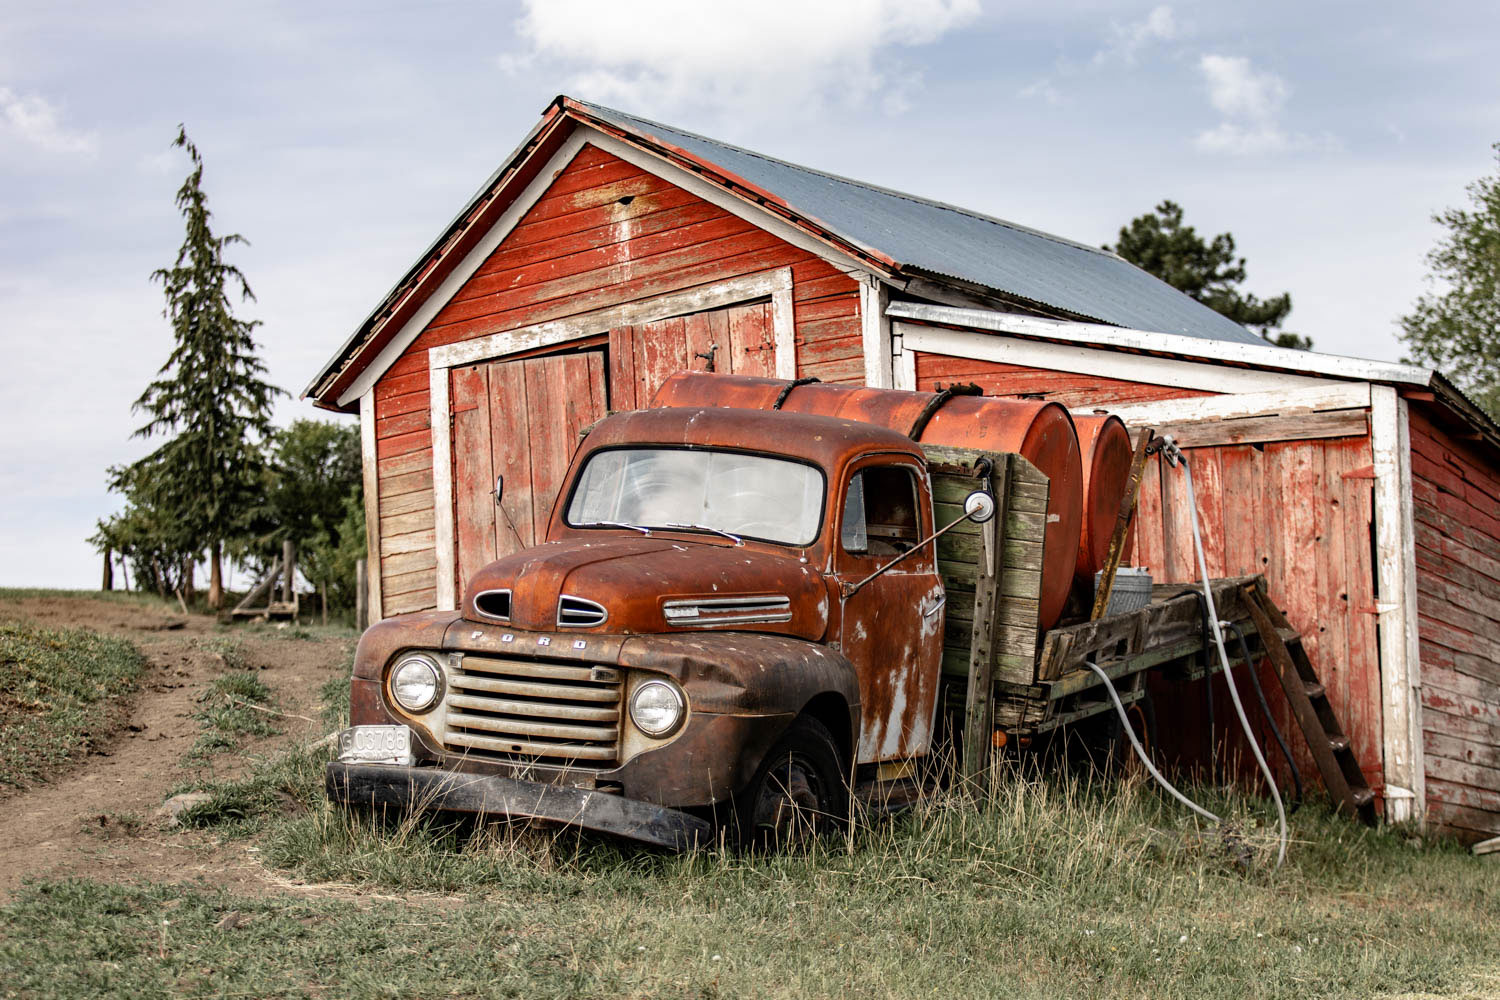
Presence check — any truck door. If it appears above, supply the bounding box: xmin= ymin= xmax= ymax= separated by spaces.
xmin=833 ymin=458 xmax=946 ymax=763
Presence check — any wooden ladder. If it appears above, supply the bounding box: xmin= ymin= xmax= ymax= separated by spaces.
xmin=1241 ymin=585 xmax=1377 ymax=825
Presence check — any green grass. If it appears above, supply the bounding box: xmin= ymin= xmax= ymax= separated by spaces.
xmin=188 ymin=635 xmax=250 ymax=671
xmin=4 ymin=650 xmax=1497 ymax=998
xmin=0 ymin=621 xmax=146 ymax=790
xmin=185 ymin=671 xmax=279 ymax=763
xmin=169 ymin=663 xmax=352 ymax=831
xmin=3 ymin=773 xmax=1497 ymax=998
xmin=0 ymin=587 xmax=176 ymax=611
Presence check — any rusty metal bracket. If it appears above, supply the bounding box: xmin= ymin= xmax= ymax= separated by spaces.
xmin=772 ymin=376 xmax=820 ymax=410
xmin=907 ymin=382 xmax=982 ymax=441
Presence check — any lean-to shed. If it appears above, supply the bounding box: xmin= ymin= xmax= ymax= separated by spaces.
xmin=306 ymin=96 xmax=1500 ymax=842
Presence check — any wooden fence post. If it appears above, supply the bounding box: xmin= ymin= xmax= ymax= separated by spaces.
xmin=101 ymin=547 xmax=113 ymax=591
xmin=282 ymin=539 xmax=296 ymax=602
xmin=355 ymin=559 xmax=368 ymax=631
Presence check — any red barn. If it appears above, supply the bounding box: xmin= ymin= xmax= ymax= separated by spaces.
xmin=307 ymin=96 xmax=1500 ymax=842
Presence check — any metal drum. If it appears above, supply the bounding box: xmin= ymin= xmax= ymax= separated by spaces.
xmin=1073 ymin=413 xmax=1134 ymax=584
xmin=652 ymin=373 xmax=1084 ymax=629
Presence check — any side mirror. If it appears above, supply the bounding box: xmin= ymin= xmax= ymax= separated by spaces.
xmin=964 ymin=490 xmax=996 ymax=523
xmin=493 ymin=475 xmax=504 ymax=506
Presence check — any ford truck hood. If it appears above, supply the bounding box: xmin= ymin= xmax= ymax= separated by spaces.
xmin=462 ymin=536 xmax=830 ymax=640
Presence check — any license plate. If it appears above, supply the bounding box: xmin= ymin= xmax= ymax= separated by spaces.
xmin=337 ymin=725 xmax=414 ymax=765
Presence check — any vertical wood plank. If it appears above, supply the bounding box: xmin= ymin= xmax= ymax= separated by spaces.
xmin=609 ymin=325 xmax=637 ymax=411
xmin=488 ymin=359 xmax=534 ymax=553
xmin=1317 ymin=438 xmax=1353 ymax=778
xmin=728 ymin=300 xmax=775 ymax=377
xmin=683 ymin=310 xmax=715 ymax=373
xmin=636 ymin=315 xmax=688 ymax=405
xmin=451 ymin=364 xmax=497 ymax=589
xmin=1133 ymin=452 xmax=1165 ymax=575
xmin=706 ymin=306 xmax=733 ymax=376
xmin=963 ymin=453 xmax=1011 ymax=780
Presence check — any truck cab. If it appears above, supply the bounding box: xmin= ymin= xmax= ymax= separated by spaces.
xmin=328 ymin=405 xmax=961 ymax=847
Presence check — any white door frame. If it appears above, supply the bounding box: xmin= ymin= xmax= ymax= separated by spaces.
xmin=425 ymin=269 xmax=796 ymax=609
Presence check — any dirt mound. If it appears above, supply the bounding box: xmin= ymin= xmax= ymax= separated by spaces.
xmin=0 ymin=593 xmax=352 ymax=899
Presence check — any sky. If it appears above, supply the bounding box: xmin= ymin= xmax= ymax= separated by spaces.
xmin=1 ymin=0 xmax=1497 ymax=588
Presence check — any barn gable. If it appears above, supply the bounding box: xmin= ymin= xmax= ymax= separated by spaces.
xmin=364 ymin=136 xmax=865 ymax=616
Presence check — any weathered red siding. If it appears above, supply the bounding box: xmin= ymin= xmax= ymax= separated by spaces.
xmin=910 ymin=351 xmax=1385 ymax=800
xmin=371 ymin=144 xmax=860 ymax=615
xmin=1409 ymin=406 xmax=1500 ymax=842
xmin=913 ymin=354 xmax=1216 ymax=408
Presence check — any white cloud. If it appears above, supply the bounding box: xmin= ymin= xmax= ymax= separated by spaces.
xmin=1018 ymin=78 xmax=1066 ymax=106
xmin=1095 ymin=5 xmax=1177 ymax=66
xmin=1193 ymin=54 xmax=1335 ymax=155
xmin=1199 ymin=54 xmax=1287 ymax=120
xmin=0 ymin=86 xmax=97 ymax=155
xmin=501 ymin=0 xmax=980 ymax=117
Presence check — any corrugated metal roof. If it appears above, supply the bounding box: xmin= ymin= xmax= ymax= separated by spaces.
xmin=576 ymin=99 xmax=1267 ymax=346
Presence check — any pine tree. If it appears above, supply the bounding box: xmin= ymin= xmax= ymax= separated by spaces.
xmin=1399 ymin=143 xmax=1500 ymax=419
xmin=1106 ymin=200 xmax=1311 ymax=350
xmin=119 ymin=126 xmax=283 ymax=609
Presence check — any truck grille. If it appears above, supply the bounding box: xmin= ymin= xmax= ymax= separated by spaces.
xmin=441 ymin=655 xmax=621 ymax=767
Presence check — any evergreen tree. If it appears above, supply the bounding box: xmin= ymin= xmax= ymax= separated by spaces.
xmin=118 ymin=126 xmax=283 ymax=609
xmin=1399 ymin=143 xmax=1500 ymax=419
xmin=1106 ymin=200 xmax=1312 ymax=350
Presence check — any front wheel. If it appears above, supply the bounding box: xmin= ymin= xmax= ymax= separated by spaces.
xmin=732 ymin=716 xmax=848 ymax=848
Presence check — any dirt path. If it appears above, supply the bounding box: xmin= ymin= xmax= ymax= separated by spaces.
xmin=0 ymin=595 xmax=351 ymax=900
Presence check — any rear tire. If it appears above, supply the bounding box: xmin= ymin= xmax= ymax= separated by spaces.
xmin=732 ymin=715 xmax=848 ymax=849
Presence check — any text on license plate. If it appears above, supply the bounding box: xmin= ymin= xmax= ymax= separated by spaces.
xmin=337 ymin=725 xmax=414 ymax=765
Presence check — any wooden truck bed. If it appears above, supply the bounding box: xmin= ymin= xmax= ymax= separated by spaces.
xmin=922 ymin=445 xmax=1376 ymax=822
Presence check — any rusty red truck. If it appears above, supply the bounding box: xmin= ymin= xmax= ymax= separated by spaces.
xmin=329 ymin=372 xmax=1369 ymax=846
xmin=326 ymin=373 xmax=1112 ymax=847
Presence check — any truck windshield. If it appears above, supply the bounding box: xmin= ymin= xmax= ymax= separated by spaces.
xmin=566 ymin=448 xmax=825 ymax=546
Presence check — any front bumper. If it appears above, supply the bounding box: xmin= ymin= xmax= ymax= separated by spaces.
xmin=326 ymin=761 xmax=712 ymax=851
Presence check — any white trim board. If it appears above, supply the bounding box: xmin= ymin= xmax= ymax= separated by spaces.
xmin=1370 ymin=385 xmax=1425 ymax=824
xmin=428 ymin=365 xmax=455 ymax=611
xmin=894 ymin=321 xmax=1327 ymax=395
xmin=426 ymin=269 xmax=795 ymax=609
xmin=888 ymin=301 xmax=1436 ymax=389
xmin=860 ymin=275 xmax=892 ymax=389
xmin=1079 ymin=383 xmax=1373 ymax=425
xmin=427 ymin=268 xmax=794 ymax=370
xmin=359 ymin=391 xmax=384 ymax=621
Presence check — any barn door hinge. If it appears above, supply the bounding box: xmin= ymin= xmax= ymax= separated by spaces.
xmin=1341 ymin=465 xmax=1376 ymax=480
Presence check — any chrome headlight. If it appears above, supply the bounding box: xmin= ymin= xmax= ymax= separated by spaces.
xmin=629 ymin=679 xmax=685 ymax=738
xmin=389 ymin=654 xmax=442 ymax=713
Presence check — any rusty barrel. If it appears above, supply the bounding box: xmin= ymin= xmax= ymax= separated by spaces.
xmin=652 ymin=373 xmax=1083 ymax=630
xmin=1072 ymin=414 xmax=1133 ymax=584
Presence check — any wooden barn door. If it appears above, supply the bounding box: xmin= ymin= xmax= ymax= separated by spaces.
xmin=609 ymin=299 xmax=776 ymax=409
xmin=450 ymin=352 xmax=608 ymax=588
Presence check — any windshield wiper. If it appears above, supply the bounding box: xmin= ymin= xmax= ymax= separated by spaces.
xmin=664 ymin=522 xmax=744 ymax=545
xmin=584 ymin=520 xmax=652 ymax=535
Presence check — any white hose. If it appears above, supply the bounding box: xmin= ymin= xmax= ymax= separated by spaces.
xmin=1083 ymin=660 xmax=1220 ymax=824
xmin=1178 ymin=446 xmax=1289 ymax=868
